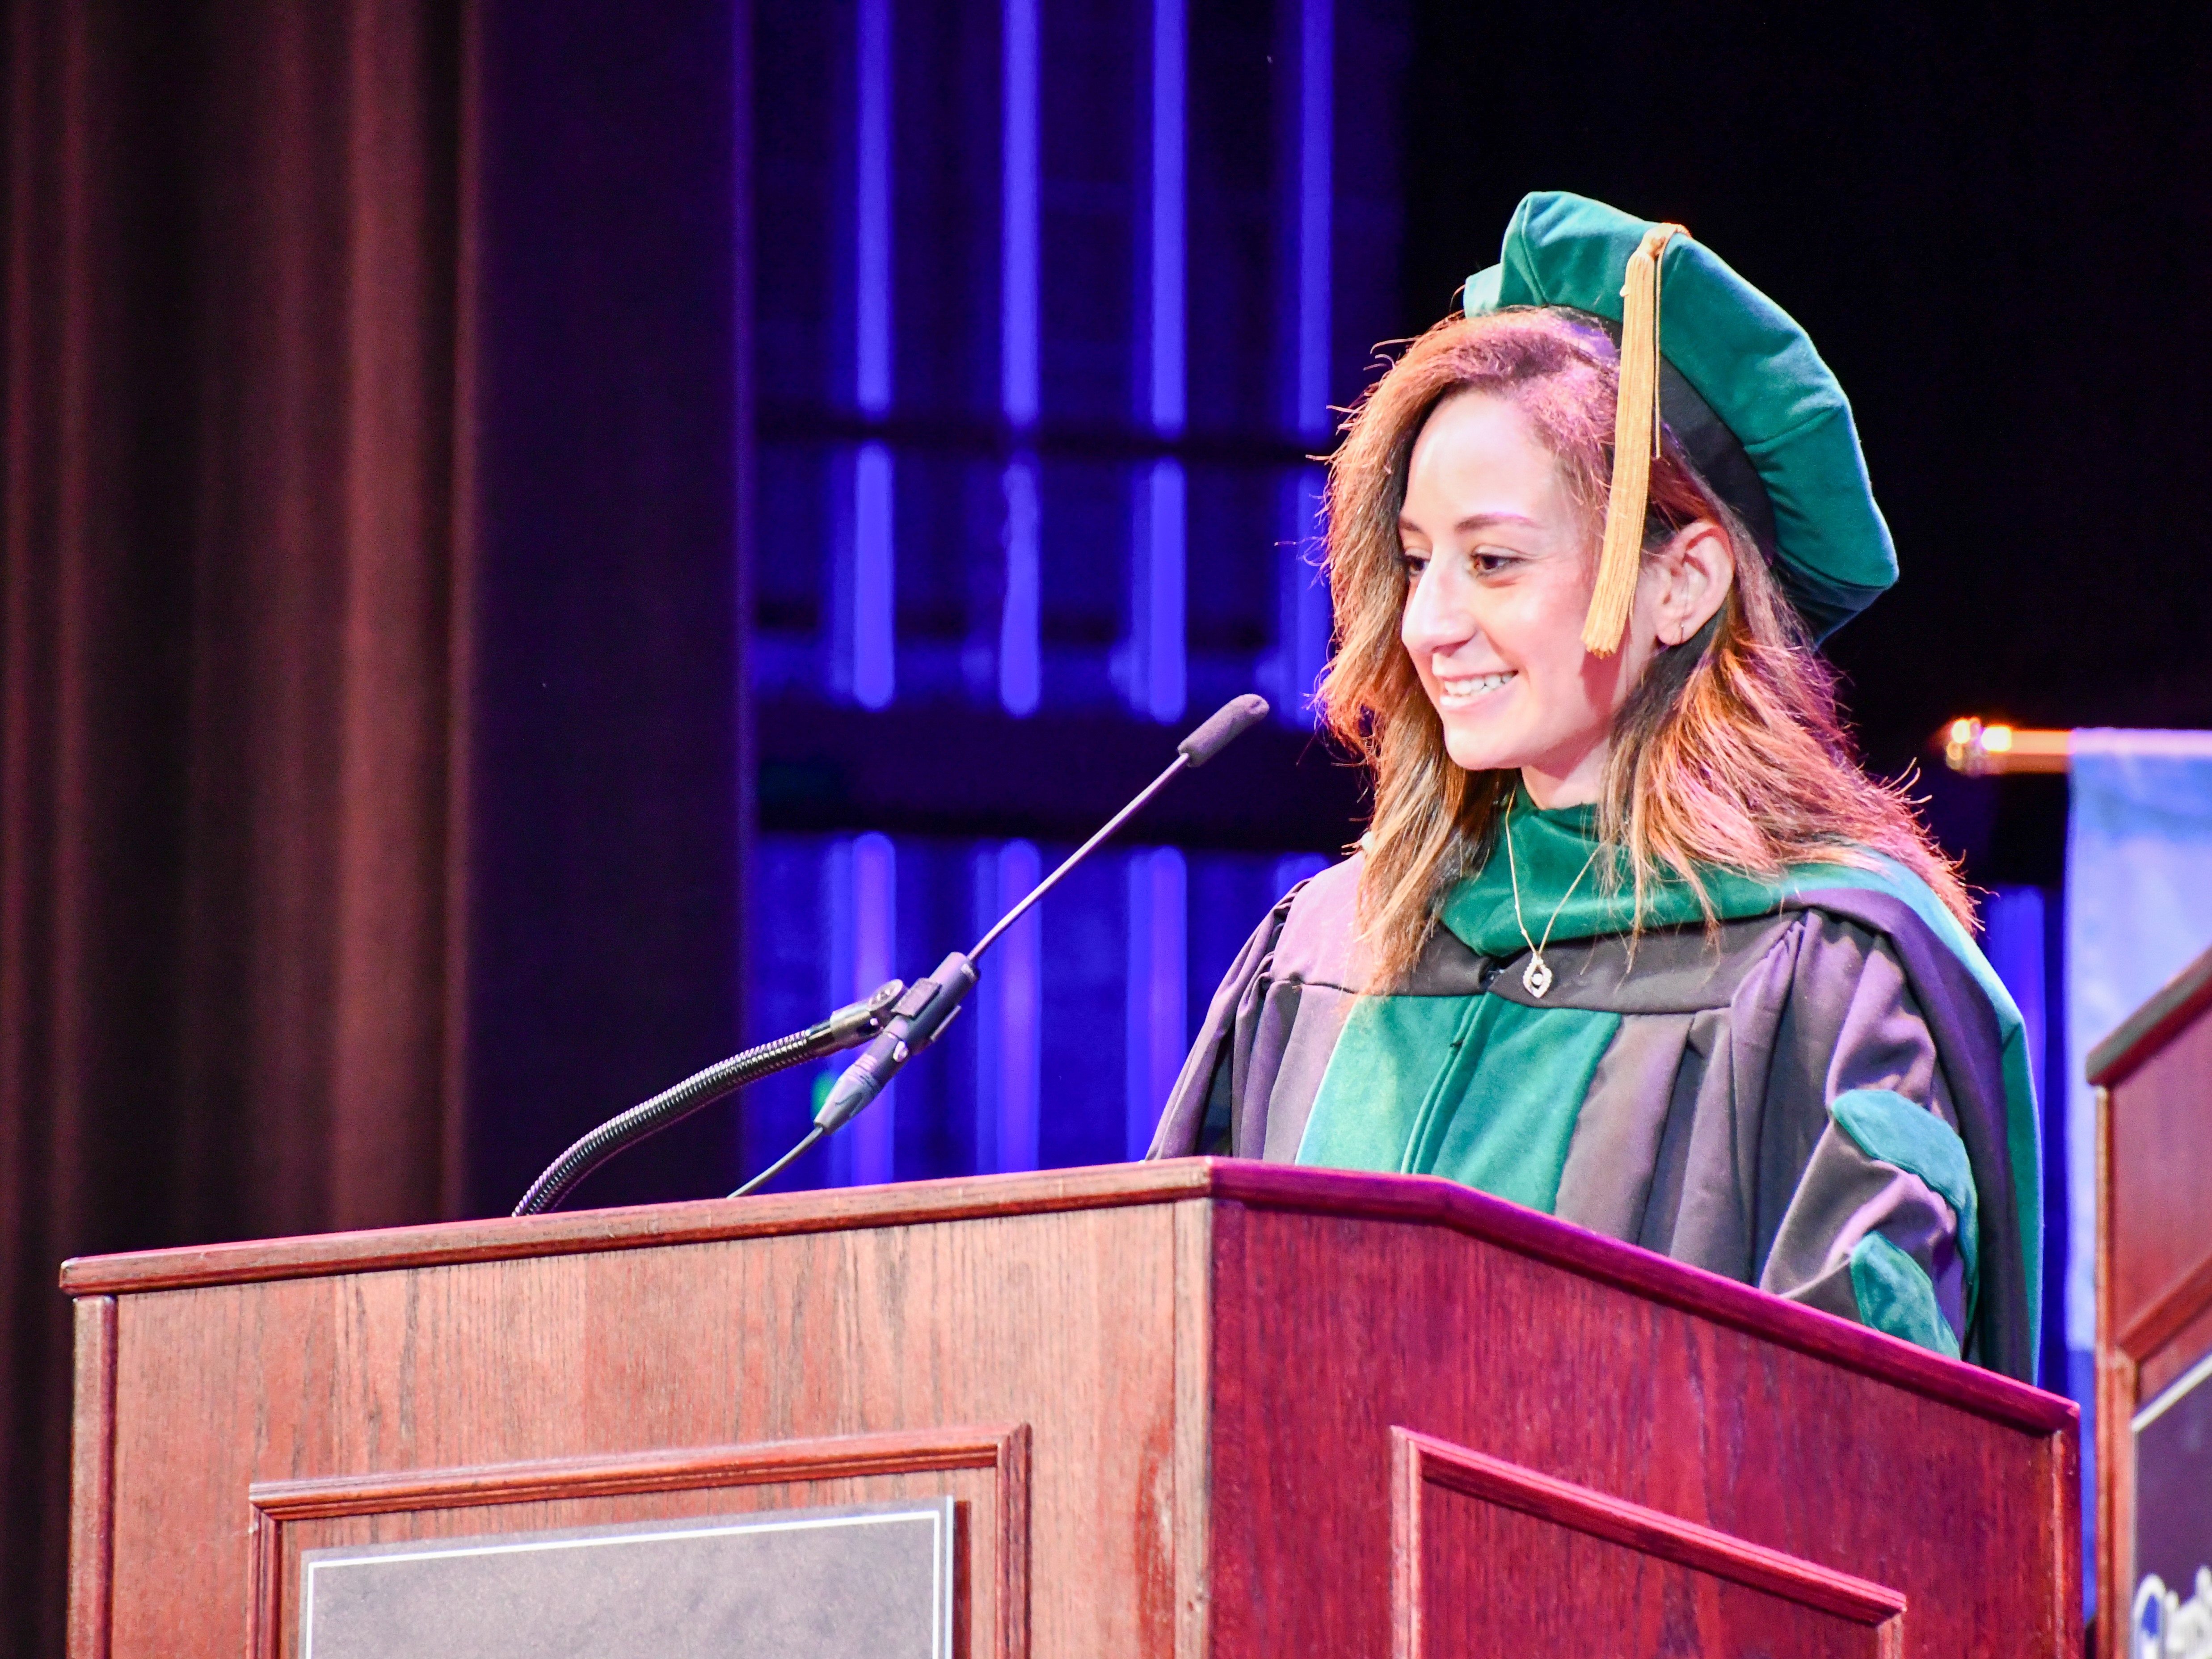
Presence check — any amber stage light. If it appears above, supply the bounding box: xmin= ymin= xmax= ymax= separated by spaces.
xmin=1941 ymin=716 xmax=2074 ymax=777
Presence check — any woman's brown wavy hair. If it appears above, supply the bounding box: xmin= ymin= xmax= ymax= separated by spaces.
xmin=1318 ymin=306 xmax=1968 ymax=985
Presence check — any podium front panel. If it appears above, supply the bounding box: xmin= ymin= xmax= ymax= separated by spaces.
xmin=69 ymin=1184 xmax=1196 ymax=1659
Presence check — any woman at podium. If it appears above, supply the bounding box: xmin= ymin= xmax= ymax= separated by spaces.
xmin=1149 ymin=192 xmax=2041 ymax=1382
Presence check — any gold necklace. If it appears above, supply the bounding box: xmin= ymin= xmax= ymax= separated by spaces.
xmin=1502 ymin=792 xmax=1602 ymax=999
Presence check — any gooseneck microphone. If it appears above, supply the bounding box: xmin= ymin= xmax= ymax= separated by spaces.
xmin=511 ymin=694 xmax=1269 ymax=1217
xmin=730 ymin=691 xmax=1270 ymax=1199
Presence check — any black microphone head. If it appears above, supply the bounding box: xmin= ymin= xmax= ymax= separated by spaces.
xmin=1177 ymin=694 xmax=1270 ymax=768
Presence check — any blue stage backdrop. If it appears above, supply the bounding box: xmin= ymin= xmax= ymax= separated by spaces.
xmin=742 ymin=0 xmax=1410 ymax=1191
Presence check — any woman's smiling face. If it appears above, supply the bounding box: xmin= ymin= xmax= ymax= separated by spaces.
xmin=1396 ymin=388 xmax=1658 ymax=807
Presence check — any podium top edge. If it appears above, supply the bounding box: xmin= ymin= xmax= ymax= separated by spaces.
xmin=59 ymin=1158 xmax=2076 ymax=1437
xmin=2086 ymin=935 xmax=2212 ymax=1086
xmin=60 ymin=1160 xmax=1222 ymax=1296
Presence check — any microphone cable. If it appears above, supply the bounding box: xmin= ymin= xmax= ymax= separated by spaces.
xmin=512 ymin=979 xmax=902 ymax=1216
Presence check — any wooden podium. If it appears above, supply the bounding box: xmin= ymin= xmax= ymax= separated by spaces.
xmin=2088 ymin=941 xmax=2212 ymax=1657
xmin=63 ymin=1159 xmax=2078 ymax=1656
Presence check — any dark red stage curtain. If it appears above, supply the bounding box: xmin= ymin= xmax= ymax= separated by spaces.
xmin=0 ymin=3 xmax=468 ymax=1648
xmin=0 ymin=0 xmax=744 ymax=1639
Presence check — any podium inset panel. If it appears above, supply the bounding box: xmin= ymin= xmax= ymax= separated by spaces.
xmin=244 ymin=1429 xmax=1029 ymax=1659
xmin=300 ymin=1499 xmax=951 ymax=1659
xmin=1391 ymin=1428 xmax=1907 ymax=1658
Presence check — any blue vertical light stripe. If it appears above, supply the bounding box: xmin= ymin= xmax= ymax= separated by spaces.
xmin=1982 ymin=888 xmax=2048 ymax=1116
xmin=1126 ymin=847 xmax=1188 ymax=1158
xmin=972 ymin=841 xmax=1042 ymax=1172
xmin=1149 ymin=0 xmax=1185 ymax=435
xmin=1295 ymin=0 xmax=1332 ymax=438
xmin=999 ymin=0 xmax=1042 ymax=716
xmin=999 ymin=460 xmax=1041 ymax=715
xmin=822 ymin=838 xmax=857 ymax=1125
xmin=853 ymin=443 xmax=896 ymax=708
xmin=1129 ymin=0 xmax=1186 ymax=724
xmin=855 ymin=0 xmax=893 ymax=417
xmin=1125 ymin=850 xmax=1154 ymax=1158
xmin=849 ymin=0 xmax=895 ymax=707
xmin=969 ymin=846 xmax=1003 ymax=1166
xmin=1001 ymin=0 xmax=1039 ymax=429
xmin=1273 ymin=0 xmax=1332 ymax=726
xmin=845 ymin=831 xmax=899 ymax=1185
xmin=1143 ymin=461 xmax=1185 ymax=720
xmin=996 ymin=841 xmax=1043 ymax=1171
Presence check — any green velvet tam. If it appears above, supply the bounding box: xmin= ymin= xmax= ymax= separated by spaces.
xmin=1464 ymin=190 xmax=1895 ymax=640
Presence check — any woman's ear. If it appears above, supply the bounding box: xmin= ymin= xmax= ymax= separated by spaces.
xmin=1647 ymin=520 xmax=1736 ymax=647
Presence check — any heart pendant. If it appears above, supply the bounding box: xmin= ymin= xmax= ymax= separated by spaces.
xmin=1522 ymin=956 xmax=1553 ymax=998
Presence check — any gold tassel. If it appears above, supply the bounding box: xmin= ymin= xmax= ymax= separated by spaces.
xmin=1582 ymin=223 xmax=1686 ymax=657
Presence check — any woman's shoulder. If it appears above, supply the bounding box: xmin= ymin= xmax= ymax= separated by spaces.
xmin=1781 ymin=852 xmax=2020 ymax=1031
xmin=1272 ymin=853 xmax=1374 ymax=993
xmin=1783 ymin=853 xmax=1982 ymax=961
